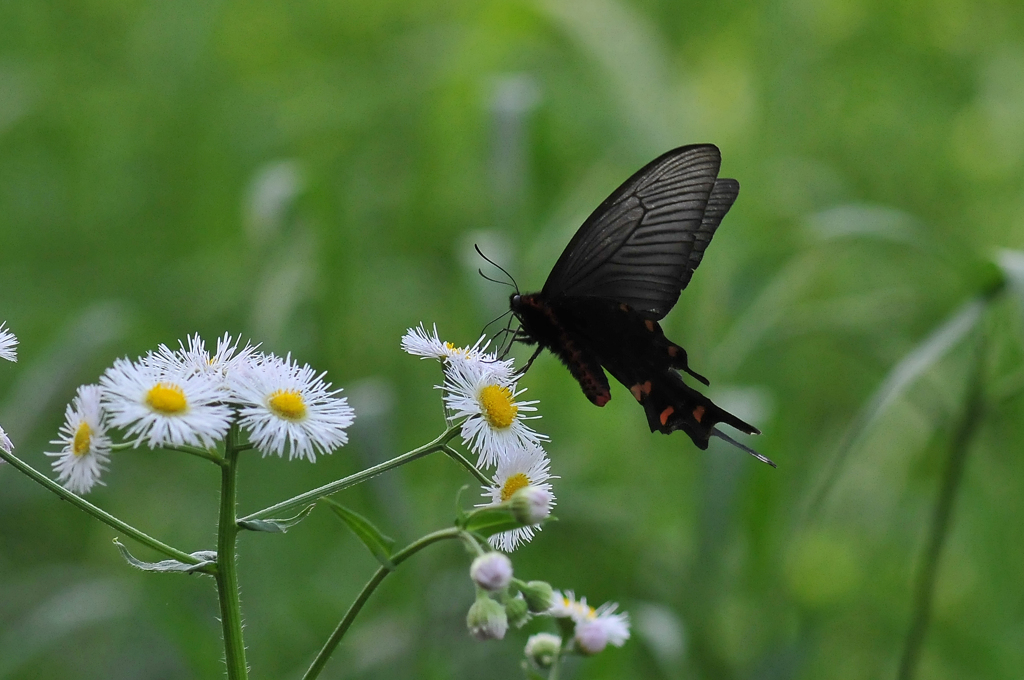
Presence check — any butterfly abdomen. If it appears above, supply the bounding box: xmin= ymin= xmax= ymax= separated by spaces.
xmin=511 ymin=293 xmax=612 ymax=406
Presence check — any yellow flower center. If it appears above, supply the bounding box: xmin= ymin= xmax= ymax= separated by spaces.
xmin=72 ymin=422 xmax=92 ymax=457
xmin=562 ymin=597 xmax=595 ymax=619
xmin=479 ymin=384 xmax=517 ymax=429
xmin=500 ymin=472 xmax=530 ymax=502
xmin=145 ymin=383 xmax=188 ymax=414
xmin=268 ymin=389 xmax=307 ymax=420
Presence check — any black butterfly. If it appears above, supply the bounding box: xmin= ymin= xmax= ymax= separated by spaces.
xmin=507 ymin=144 xmax=774 ymax=466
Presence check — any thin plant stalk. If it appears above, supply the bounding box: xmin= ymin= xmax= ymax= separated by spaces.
xmin=171 ymin=444 xmax=225 ymax=464
xmin=442 ymin=444 xmax=490 ymax=485
xmin=897 ymin=334 xmax=986 ymax=680
xmin=216 ymin=426 xmax=248 ymax=680
xmin=302 ymin=527 xmax=463 ymax=680
xmin=0 ymin=447 xmax=202 ymax=565
xmin=548 ymin=650 xmax=563 ymax=680
xmin=238 ymin=424 xmax=463 ymax=525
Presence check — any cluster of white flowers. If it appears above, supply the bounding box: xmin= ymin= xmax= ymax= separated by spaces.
xmin=402 ymin=324 xmax=556 ymax=551
xmin=544 ymin=590 xmax=630 ymax=656
xmin=0 ymin=322 xmax=18 ymax=453
xmin=46 ymin=333 xmax=355 ymax=494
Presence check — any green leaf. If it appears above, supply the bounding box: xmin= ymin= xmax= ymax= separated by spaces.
xmin=322 ymin=498 xmax=396 ymax=569
xmin=113 ymin=540 xmax=216 ymax=575
xmin=237 ymin=504 xmax=315 ymax=533
xmin=460 ymin=505 xmax=522 ymax=538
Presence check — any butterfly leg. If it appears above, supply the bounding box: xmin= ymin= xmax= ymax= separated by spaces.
xmin=516 ymin=345 xmax=544 ymax=376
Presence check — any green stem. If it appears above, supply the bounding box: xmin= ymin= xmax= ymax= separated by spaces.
xmin=548 ymin=650 xmax=563 ymax=680
xmin=897 ymin=334 xmax=986 ymax=680
xmin=215 ymin=427 xmax=248 ymax=680
xmin=0 ymin=447 xmax=201 ymax=564
xmin=238 ymin=424 xmax=462 ymax=525
xmin=302 ymin=528 xmax=462 ymax=680
xmin=169 ymin=445 xmax=225 ymax=465
xmin=442 ymin=445 xmax=490 ymax=485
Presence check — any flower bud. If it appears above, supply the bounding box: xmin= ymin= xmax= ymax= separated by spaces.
xmin=574 ymin=619 xmax=609 ymax=655
xmin=466 ymin=595 xmax=508 ymax=640
xmin=470 ymin=552 xmax=513 ymax=591
xmin=520 ymin=580 xmax=554 ymax=613
xmin=511 ymin=485 xmax=552 ymax=525
xmin=505 ymin=594 xmax=530 ymax=628
xmin=524 ymin=633 xmax=562 ymax=669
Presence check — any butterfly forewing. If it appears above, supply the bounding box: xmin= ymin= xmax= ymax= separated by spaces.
xmin=541 ymin=144 xmax=728 ymax=320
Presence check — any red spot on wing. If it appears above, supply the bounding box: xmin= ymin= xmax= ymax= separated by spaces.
xmin=667 ymin=345 xmax=679 ymax=357
xmin=594 ymin=392 xmax=611 ymax=407
xmin=659 ymin=406 xmax=675 ymax=426
xmin=629 ymin=384 xmax=644 ymax=402
xmin=641 ymin=381 xmax=652 ymax=395
xmin=644 ymin=320 xmax=655 ymax=332
xmin=693 ymin=405 xmax=706 ymax=423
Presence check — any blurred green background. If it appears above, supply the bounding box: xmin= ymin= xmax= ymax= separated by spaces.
xmin=2 ymin=0 xmax=1024 ymax=678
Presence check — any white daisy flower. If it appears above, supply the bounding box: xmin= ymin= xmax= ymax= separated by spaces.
xmin=231 ymin=353 xmax=355 ymax=461
xmin=548 ymin=590 xmax=630 ymax=653
xmin=574 ymin=602 xmax=631 ymax=654
xmin=0 ymin=423 xmax=12 ymax=453
xmin=401 ymin=323 xmax=494 ymax=363
xmin=100 ymin=357 xmax=232 ymax=449
xmin=0 ymin=322 xmax=18 ymax=362
xmin=443 ymin=358 xmax=544 ymax=468
xmin=479 ymin=442 xmax=556 ymax=551
xmin=549 ymin=591 xmax=593 ymax=621
xmin=46 ymin=385 xmax=112 ymax=494
xmin=147 ymin=334 xmax=259 ymax=389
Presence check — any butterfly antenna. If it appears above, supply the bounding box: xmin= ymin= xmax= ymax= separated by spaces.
xmin=710 ymin=428 xmax=777 ymax=468
xmin=474 ymin=244 xmax=519 ymax=293
xmin=478 ymin=268 xmax=514 ymax=288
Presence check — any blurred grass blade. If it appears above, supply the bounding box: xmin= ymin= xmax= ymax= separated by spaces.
xmin=538 ymin=0 xmax=679 ymax=145
xmin=322 ymin=498 xmax=396 ymax=570
xmin=996 ymin=249 xmax=1024 ymax=308
xmin=805 ymin=294 xmax=991 ymax=515
xmin=898 ymin=334 xmax=986 ymax=680
xmin=238 ymin=504 xmax=315 ymax=533
xmin=806 ymin=203 xmax=924 ymax=246
xmin=0 ymin=302 xmax=128 ymax=444
xmin=711 ymin=253 xmax=821 ymax=374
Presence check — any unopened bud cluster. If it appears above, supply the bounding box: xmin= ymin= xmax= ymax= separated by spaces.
xmin=465 ymin=551 xmax=554 ymax=642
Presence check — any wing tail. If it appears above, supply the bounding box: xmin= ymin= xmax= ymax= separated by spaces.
xmin=639 ymin=371 xmax=766 ymax=460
